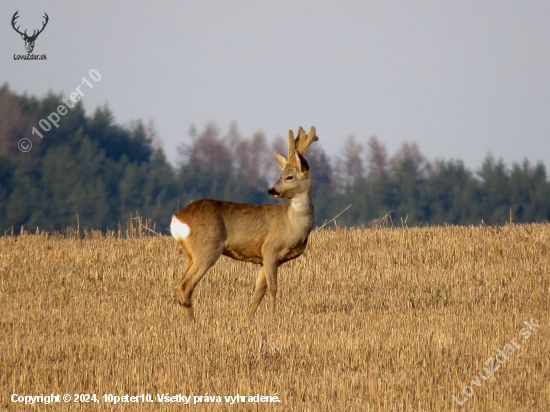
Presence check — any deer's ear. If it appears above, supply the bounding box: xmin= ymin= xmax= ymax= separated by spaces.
xmin=294 ymin=152 xmax=303 ymax=170
xmin=274 ymin=151 xmax=287 ymax=170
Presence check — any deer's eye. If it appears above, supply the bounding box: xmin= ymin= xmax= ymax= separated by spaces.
xmin=286 ymin=176 xmax=293 ymax=180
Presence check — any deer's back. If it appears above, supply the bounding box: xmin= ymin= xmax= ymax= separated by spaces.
xmin=175 ymin=199 xmax=309 ymax=264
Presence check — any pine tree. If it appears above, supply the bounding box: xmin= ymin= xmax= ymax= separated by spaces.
xmin=477 ymin=154 xmax=511 ymax=224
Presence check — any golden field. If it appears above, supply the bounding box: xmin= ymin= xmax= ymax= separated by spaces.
xmin=0 ymin=223 xmax=549 ymax=411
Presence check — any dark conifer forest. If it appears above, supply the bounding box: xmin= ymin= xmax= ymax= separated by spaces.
xmin=1 ymin=84 xmax=549 ymax=234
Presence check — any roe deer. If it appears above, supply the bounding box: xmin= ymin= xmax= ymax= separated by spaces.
xmin=170 ymin=126 xmax=319 ymax=320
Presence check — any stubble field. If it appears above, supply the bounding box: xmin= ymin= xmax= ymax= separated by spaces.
xmin=1 ymin=224 xmax=549 ymax=411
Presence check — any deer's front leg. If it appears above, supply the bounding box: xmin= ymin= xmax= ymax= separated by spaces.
xmin=263 ymin=258 xmax=279 ymax=316
xmin=249 ymin=266 xmax=267 ymax=318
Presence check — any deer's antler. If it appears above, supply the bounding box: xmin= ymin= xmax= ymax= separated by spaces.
xmin=11 ymin=11 xmax=25 ymax=36
xmin=28 ymin=13 xmax=49 ymax=39
xmin=295 ymin=126 xmax=319 ymax=155
xmin=287 ymin=129 xmax=297 ymax=160
xmin=11 ymin=11 xmax=49 ymax=40
xmin=32 ymin=13 xmax=49 ymax=39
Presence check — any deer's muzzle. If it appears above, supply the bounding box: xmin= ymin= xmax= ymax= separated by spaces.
xmin=268 ymin=187 xmax=280 ymax=197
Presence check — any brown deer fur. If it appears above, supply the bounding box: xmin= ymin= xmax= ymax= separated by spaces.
xmin=170 ymin=126 xmax=319 ymax=321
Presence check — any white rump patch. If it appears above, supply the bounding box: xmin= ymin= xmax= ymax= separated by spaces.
xmin=170 ymin=215 xmax=190 ymax=241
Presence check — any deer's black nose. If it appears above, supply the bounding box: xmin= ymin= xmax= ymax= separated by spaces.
xmin=268 ymin=188 xmax=278 ymax=196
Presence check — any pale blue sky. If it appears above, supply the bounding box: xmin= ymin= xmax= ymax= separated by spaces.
xmin=2 ymin=1 xmax=549 ymax=172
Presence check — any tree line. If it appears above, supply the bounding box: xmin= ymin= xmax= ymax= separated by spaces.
xmin=0 ymin=84 xmax=549 ymax=234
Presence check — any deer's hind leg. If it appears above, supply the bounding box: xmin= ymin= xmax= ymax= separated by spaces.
xmin=175 ymin=247 xmax=193 ymax=305
xmin=177 ymin=237 xmax=224 ymax=321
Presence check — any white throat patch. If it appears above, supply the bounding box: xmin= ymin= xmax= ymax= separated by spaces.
xmin=291 ymin=194 xmax=311 ymax=212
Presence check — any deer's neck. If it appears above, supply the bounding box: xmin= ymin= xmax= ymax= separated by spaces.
xmin=289 ymin=189 xmax=314 ymax=232
xmin=290 ymin=192 xmax=313 ymax=212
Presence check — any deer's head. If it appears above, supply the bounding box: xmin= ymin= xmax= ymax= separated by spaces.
xmin=268 ymin=126 xmax=319 ymax=201
xmin=12 ymin=11 xmax=49 ymax=54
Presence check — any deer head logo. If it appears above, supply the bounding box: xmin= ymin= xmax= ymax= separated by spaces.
xmin=11 ymin=11 xmax=49 ymax=54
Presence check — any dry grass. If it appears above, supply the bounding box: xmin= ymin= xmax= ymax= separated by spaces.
xmin=1 ymin=223 xmax=549 ymax=411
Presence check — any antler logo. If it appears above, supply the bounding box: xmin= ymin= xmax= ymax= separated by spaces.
xmin=11 ymin=11 xmax=49 ymax=54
